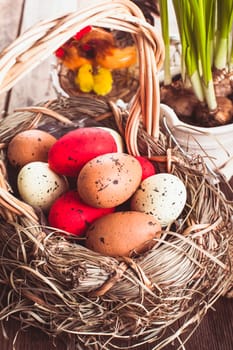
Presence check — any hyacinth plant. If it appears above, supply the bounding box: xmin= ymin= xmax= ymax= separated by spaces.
xmin=159 ymin=0 xmax=233 ymax=127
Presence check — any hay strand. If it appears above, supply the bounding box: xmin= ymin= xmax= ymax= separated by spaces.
xmin=0 ymin=96 xmax=232 ymax=349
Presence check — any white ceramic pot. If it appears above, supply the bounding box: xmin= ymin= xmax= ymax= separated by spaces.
xmin=160 ymin=103 xmax=233 ymax=181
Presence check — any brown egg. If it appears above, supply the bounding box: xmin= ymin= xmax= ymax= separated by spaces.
xmin=85 ymin=211 xmax=161 ymax=257
xmin=7 ymin=129 xmax=57 ymax=168
xmin=77 ymin=152 xmax=142 ymax=208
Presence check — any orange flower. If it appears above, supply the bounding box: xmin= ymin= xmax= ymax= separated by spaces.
xmin=95 ymin=46 xmax=137 ymax=69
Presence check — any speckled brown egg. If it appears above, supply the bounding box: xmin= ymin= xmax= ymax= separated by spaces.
xmin=77 ymin=152 xmax=142 ymax=208
xmin=85 ymin=211 xmax=162 ymax=257
xmin=7 ymin=129 xmax=57 ymax=168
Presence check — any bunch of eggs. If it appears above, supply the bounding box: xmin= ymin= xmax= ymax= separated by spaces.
xmin=7 ymin=126 xmax=187 ymax=257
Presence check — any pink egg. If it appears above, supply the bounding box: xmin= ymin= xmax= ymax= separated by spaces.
xmin=134 ymin=156 xmax=156 ymax=180
xmin=48 ymin=127 xmax=117 ymax=177
xmin=48 ymin=190 xmax=115 ymax=236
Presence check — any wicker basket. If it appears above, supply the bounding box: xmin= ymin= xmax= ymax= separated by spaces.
xmin=0 ymin=1 xmax=232 ymax=349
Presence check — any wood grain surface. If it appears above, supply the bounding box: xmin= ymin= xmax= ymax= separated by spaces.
xmin=0 ymin=1 xmax=233 ymax=349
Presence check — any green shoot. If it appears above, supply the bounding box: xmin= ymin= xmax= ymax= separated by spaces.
xmin=159 ymin=0 xmax=171 ymax=85
xmin=160 ymin=0 xmax=219 ymax=111
xmin=214 ymin=0 xmax=233 ymax=70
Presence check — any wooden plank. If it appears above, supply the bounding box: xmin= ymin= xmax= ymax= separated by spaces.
xmin=0 ymin=0 xmax=25 ymax=51
xmin=0 ymin=0 xmax=24 ymax=115
xmin=78 ymin=0 xmax=101 ymax=7
xmin=6 ymin=0 xmax=80 ymax=113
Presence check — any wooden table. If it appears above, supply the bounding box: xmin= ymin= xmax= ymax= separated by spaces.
xmin=0 ymin=1 xmax=233 ymax=349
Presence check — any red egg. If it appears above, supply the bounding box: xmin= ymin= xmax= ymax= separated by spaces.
xmin=134 ymin=156 xmax=156 ymax=180
xmin=48 ymin=127 xmax=117 ymax=177
xmin=48 ymin=190 xmax=115 ymax=236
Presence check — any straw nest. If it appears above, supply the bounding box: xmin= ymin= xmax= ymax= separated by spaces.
xmin=0 ymin=1 xmax=232 ymax=349
xmin=0 ymin=96 xmax=232 ymax=349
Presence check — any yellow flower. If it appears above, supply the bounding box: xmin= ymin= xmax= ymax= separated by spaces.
xmin=75 ymin=64 xmax=94 ymax=93
xmin=93 ymin=67 xmax=113 ymax=96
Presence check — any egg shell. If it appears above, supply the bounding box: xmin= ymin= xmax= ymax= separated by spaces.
xmin=48 ymin=190 xmax=115 ymax=236
xmin=86 ymin=211 xmax=161 ymax=257
xmin=77 ymin=152 xmax=142 ymax=208
xmin=134 ymin=156 xmax=156 ymax=180
xmin=96 ymin=127 xmax=125 ymax=152
xmin=130 ymin=173 xmax=187 ymax=227
xmin=7 ymin=129 xmax=56 ymax=168
xmin=17 ymin=161 xmax=69 ymax=212
xmin=48 ymin=127 xmax=118 ymax=177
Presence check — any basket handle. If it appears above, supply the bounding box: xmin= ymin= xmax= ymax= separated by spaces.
xmin=0 ymin=0 xmax=164 ymax=152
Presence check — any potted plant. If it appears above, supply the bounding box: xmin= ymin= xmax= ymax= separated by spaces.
xmin=158 ymin=0 xmax=233 ymax=181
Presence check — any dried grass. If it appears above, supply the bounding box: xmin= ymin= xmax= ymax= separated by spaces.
xmin=0 ymin=96 xmax=232 ymax=349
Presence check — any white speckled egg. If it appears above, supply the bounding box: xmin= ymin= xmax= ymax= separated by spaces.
xmin=17 ymin=161 xmax=69 ymax=212
xmin=130 ymin=173 xmax=187 ymax=226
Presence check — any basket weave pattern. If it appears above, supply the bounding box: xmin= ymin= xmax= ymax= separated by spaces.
xmin=0 ymin=1 xmax=232 ymax=349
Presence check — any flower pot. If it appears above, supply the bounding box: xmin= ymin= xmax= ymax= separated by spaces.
xmin=160 ymin=103 xmax=233 ymax=181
